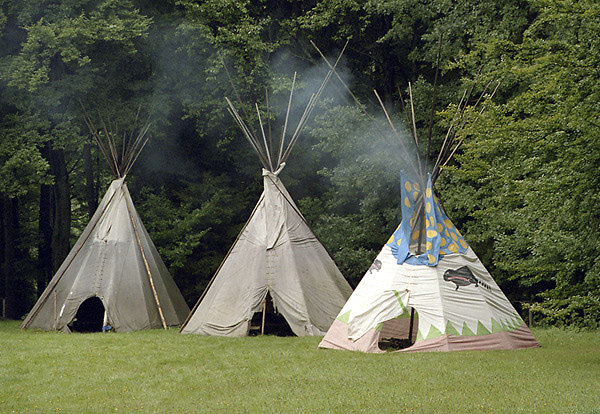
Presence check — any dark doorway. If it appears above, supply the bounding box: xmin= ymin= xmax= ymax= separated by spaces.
xmin=377 ymin=309 xmax=419 ymax=351
xmin=249 ymin=292 xmax=294 ymax=336
xmin=70 ymin=297 xmax=105 ymax=333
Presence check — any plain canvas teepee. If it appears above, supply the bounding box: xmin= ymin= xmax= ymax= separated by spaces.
xmin=21 ymin=114 xmax=190 ymax=333
xmin=315 ymin=68 xmax=539 ymax=352
xmin=180 ymin=67 xmax=353 ymax=337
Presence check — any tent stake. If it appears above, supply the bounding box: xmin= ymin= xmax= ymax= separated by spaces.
xmin=261 ymin=297 xmax=267 ymax=336
xmin=408 ymin=308 xmax=415 ymax=344
xmin=103 ymin=311 xmax=109 ymax=333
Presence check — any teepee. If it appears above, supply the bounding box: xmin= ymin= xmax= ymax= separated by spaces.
xmin=180 ymin=64 xmax=353 ymax=337
xmin=21 ymin=113 xmax=190 ymax=333
xmin=314 ymin=57 xmax=539 ymax=352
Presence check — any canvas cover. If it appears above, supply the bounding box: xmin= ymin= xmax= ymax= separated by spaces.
xmin=21 ymin=179 xmax=190 ymax=332
xmin=181 ymin=169 xmax=353 ymax=337
xmin=319 ymin=175 xmax=539 ymax=352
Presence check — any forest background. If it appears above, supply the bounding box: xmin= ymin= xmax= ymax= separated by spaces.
xmin=1 ymin=0 xmax=598 ymax=328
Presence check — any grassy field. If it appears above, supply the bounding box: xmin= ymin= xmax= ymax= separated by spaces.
xmin=1 ymin=321 xmax=599 ymax=413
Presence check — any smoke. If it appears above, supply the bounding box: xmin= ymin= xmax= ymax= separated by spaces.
xmin=137 ymin=22 xmax=358 ymax=180
xmin=315 ymin=103 xmax=420 ymax=177
xmin=136 ymin=18 xmax=226 ymax=180
xmin=263 ymin=47 xmax=354 ymax=142
xmin=286 ymin=69 xmax=428 ymax=219
xmin=135 ymin=20 xmax=421 ymax=190
xmin=264 ymin=47 xmax=424 ymax=185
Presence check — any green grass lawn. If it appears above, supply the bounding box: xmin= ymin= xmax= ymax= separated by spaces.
xmin=1 ymin=320 xmax=599 ymax=413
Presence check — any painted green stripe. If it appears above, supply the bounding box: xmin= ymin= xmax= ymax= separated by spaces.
xmin=513 ymin=316 xmax=523 ymax=329
xmin=392 ymin=290 xmax=408 ymax=313
xmin=491 ymin=318 xmax=504 ymax=334
xmin=461 ymin=322 xmax=476 ymax=336
xmin=426 ymin=324 xmax=444 ymax=340
xmin=445 ymin=320 xmax=461 ymax=336
xmin=476 ymin=321 xmax=491 ymax=336
xmin=337 ymin=310 xmax=351 ymax=324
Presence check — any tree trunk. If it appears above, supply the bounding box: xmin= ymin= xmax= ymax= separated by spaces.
xmin=3 ymin=196 xmax=19 ymax=319
xmin=38 ymin=177 xmax=53 ymax=297
xmin=0 ymin=196 xmax=5 ymax=311
xmin=50 ymin=149 xmax=71 ymax=273
xmin=83 ymin=141 xmax=97 ymax=219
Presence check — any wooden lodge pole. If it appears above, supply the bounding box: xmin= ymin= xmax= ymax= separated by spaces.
xmin=261 ymin=298 xmax=267 ymax=336
xmin=53 ymin=290 xmax=57 ymax=332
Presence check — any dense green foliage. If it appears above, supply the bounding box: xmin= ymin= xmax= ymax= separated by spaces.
xmin=442 ymin=0 xmax=600 ymax=324
xmin=1 ymin=321 xmax=600 ymax=412
xmin=1 ymin=0 xmax=598 ymax=327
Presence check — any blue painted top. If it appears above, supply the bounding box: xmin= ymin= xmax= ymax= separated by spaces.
xmin=387 ymin=173 xmax=469 ymax=266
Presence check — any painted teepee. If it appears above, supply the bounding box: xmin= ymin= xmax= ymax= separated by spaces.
xmin=181 ymin=64 xmax=353 ymax=337
xmin=317 ymin=75 xmax=539 ymax=352
xmin=21 ymin=113 xmax=190 ymax=333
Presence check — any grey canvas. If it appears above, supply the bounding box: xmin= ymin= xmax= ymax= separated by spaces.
xmin=180 ymin=169 xmax=353 ymax=336
xmin=183 ymin=65 xmax=353 ymax=337
xmin=21 ymin=178 xmax=190 ymax=332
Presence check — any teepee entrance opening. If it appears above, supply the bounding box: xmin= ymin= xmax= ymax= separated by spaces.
xmin=70 ymin=297 xmax=105 ymax=333
xmin=377 ymin=309 xmax=419 ymax=351
xmin=249 ymin=292 xmax=294 ymax=336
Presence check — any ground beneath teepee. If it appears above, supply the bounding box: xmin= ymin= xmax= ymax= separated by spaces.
xmin=2 ymin=321 xmax=599 ymax=413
